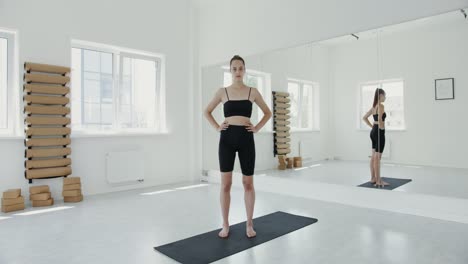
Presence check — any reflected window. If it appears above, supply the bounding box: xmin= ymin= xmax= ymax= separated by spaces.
xmin=360 ymin=79 xmax=405 ymax=130
xmin=287 ymin=79 xmax=320 ymax=131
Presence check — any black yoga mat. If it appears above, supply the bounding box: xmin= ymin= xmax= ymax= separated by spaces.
xmin=357 ymin=177 xmax=412 ymax=190
xmin=154 ymin=211 xmax=318 ymax=264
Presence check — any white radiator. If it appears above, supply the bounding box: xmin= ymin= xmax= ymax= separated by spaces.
xmin=299 ymin=140 xmax=314 ymax=159
xmin=105 ymin=151 xmax=144 ymax=184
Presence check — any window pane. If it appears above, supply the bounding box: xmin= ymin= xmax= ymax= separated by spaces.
xmin=0 ymin=38 xmax=7 ymax=129
xmin=83 ymin=50 xmax=100 ymax=72
xmin=245 ymin=74 xmax=258 ymax=88
xmin=382 ymin=81 xmax=405 ymax=129
xmin=76 ymin=49 xmax=113 ymax=127
xmin=119 ymin=56 xmax=157 ymax=129
xmin=84 ymin=102 xmax=101 ymax=124
xmin=288 ymin=82 xmax=300 ymax=129
xmin=301 ymin=85 xmax=313 ymax=129
xmin=71 ymin=48 xmax=82 ymax=127
xmin=223 ymin=72 xmax=231 ymax=87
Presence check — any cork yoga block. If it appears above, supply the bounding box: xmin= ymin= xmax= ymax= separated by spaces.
xmin=30 ymin=192 xmax=51 ymax=201
xmin=23 ymin=95 xmax=69 ymax=105
xmin=275 ymin=137 xmax=291 ymax=143
xmin=25 ymin=116 xmax=70 ymax=126
xmin=32 ymin=198 xmax=54 ymax=207
xmin=63 ymin=177 xmax=81 ymax=185
xmin=277 ymin=155 xmax=286 ymax=165
xmin=24 ymin=105 xmax=70 ymax=115
xmin=25 ymin=148 xmax=71 ymax=158
xmin=62 ymin=190 xmax=82 ymax=197
xmin=275 ymin=131 xmax=290 ymax=137
xmin=274 ymin=91 xmax=289 ymax=97
xmin=24 ymin=62 xmax=71 ymax=75
xmin=276 ymin=143 xmax=290 ymax=149
xmin=25 ymin=158 xmax=72 ymax=169
xmin=24 ymin=84 xmax=70 ymax=95
xmin=275 ymin=109 xmax=290 ymax=115
xmin=63 ymin=184 xmax=81 ymax=191
xmin=1 ymin=196 xmax=25 ymax=206
xmin=64 ymin=195 xmax=83 ymax=203
xmin=25 ymin=138 xmax=71 ymax=147
xmin=275 ymin=120 xmax=290 ymax=126
xmin=25 ymin=127 xmax=71 ymax=136
xmin=274 ymin=103 xmax=291 ymax=109
xmin=275 ymin=126 xmax=290 ymax=132
xmin=274 ymin=114 xmax=291 ymax=120
xmin=29 ymin=185 xmax=50 ymax=195
xmin=277 ymin=148 xmax=291 ymax=155
xmin=274 ymin=97 xmax=290 ymax=103
xmin=2 ymin=203 xmax=25 ymax=213
xmin=3 ymin=189 xmax=21 ymax=199
xmin=26 ymin=167 xmax=72 ymax=179
xmin=24 ymin=73 xmax=70 ymax=85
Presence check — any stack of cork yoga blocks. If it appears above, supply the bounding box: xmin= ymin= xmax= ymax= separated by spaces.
xmin=2 ymin=189 xmax=25 ymax=213
xmin=63 ymin=177 xmax=83 ymax=203
xmin=29 ymin=185 xmax=54 ymax=207
xmin=23 ymin=62 xmax=72 ymax=184
xmin=272 ymin=91 xmax=291 ymax=158
xmin=272 ymin=91 xmax=303 ymax=170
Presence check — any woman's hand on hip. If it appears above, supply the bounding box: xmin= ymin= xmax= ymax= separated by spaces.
xmin=217 ymin=121 xmax=229 ymax=132
xmin=245 ymin=122 xmax=258 ymax=133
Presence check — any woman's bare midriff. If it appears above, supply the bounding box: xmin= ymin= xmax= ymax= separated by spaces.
xmin=225 ymin=116 xmax=251 ymax=126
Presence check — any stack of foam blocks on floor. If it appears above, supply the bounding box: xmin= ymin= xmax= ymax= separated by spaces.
xmin=30 ymin=185 xmax=54 ymax=207
xmin=63 ymin=177 xmax=83 ymax=203
xmin=23 ymin=62 xmax=72 ymax=183
xmin=2 ymin=189 xmax=25 ymax=213
xmin=272 ymin=91 xmax=292 ymax=169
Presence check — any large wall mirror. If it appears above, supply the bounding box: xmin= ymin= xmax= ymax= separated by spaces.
xmin=201 ymin=9 xmax=468 ymax=199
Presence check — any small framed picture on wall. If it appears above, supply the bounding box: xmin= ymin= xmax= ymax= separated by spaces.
xmin=435 ymin=78 xmax=455 ymax=100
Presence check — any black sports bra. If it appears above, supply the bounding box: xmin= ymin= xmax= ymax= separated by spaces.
xmin=223 ymin=87 xmax=253 ymax=118
xmin=373 ymin=109 xmax=387 ymax=122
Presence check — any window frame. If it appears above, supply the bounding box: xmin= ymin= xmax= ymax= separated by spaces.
xmin=71 ymin=40 xmax=166 ymax=137
xmin=287 ymin=78 xmax=320 ymax=132
xmin=0 ymin=29 xmax=20 ymax=138
xmin=358 ymin=78 xmax=406 ymax=131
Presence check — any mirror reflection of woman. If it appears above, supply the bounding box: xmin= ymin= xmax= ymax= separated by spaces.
xmin=203 ymin=55 xmax=272 ymax=238
xmin=362 ymin=88 xmax=389 ymax=187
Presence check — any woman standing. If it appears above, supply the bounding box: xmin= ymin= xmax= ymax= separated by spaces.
xmin=362 ymin=88 xmax=389 ymax=187
xmin=203 ymin=55 xmax=272 ymax=238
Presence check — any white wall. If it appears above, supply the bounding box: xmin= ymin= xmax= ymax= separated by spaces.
xmin=201 ymin=44 xmax=332 ymax=172
xmin=0 ymin=0 xmax=194 ymax=198
xmin=196 ymin=0 xmax=468 ymax=66
xmin=331 ymin=17 xmax=468 ymax=168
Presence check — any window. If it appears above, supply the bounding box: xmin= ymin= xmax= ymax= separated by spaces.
xmin=359 ymin=79 xmax=405 ymax=130
xmin=222 ymin=67 xmax=272 ymax=129
xmin=287 ymin=79 xmax=320 ymax=131
xmin=0 ymin=30 xmax=19 ymax=136
xmin=71 ymin=40 xmax=165 ymax=134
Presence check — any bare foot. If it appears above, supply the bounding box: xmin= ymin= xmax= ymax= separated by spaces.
xmin=370 ymin=177 xmax=376 ymax=183
xmin=374 ymin=180 xmax=390 ymax=188
xmin=218 ymin=226 xmax=229 ymax=238
xmin=246 ymin=225 xmax=256 ymax=238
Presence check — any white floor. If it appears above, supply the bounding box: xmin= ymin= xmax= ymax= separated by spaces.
xmin=1 ymin=181 xmax=468 ymax=264
xmin=257 ymin=160 xmax=468 ymax=199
